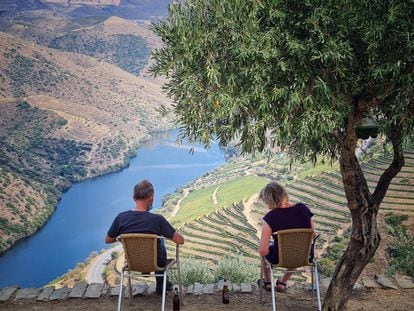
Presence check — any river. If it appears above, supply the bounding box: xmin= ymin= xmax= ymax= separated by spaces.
xmin=0 ymin=131 xmax=225 ymax=287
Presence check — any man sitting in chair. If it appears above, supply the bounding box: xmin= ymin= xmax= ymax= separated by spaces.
xmin=105 ymin=180 xmax=185 ymax=294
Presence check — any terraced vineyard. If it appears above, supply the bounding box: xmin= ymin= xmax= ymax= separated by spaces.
xmin=167 ymin=203 xmax=260 ymax=264
xmin=166 ymin=146 xmax=414 ymax=268
xmin=170 ymin=175 xmax=268 ymax=226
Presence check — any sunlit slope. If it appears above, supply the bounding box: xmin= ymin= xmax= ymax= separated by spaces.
xmin=171 ymin=175 xmax=268 ymax=226
xmin=0 ymin=32 xmax=171 ymax=171
xmin=0 ymin=30 xmax=171 ymax=253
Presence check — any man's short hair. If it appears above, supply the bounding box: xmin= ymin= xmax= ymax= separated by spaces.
xmin=133 ymin=180 xmax=154 ymax=200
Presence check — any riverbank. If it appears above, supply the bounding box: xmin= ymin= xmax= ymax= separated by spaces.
xmin=0 ymin=130 xmax=151 ymax=255
xmin=0 ymin=131 xmax=226 ymax=288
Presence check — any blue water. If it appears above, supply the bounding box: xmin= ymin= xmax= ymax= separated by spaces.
xmin=0 ymin=131 xmax=225 ymax=287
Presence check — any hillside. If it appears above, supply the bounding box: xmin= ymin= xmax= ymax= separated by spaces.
xmin=162 ymin=146 xmax=414 ymax=274
xmin=49 ymin=145 xmax=413 ymax=289
xmin=0 ymin=99 xmax=88 ymax=252
xmin=0 ymin=20 xmax=171 ymax=253
xmin=0 ymin=11 xmax=157 ymax=76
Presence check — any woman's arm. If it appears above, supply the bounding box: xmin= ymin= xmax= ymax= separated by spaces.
xmin=311 ymin=218 xmax=317 ymax=237
xmin=258 ymin=221 xmax=272 ymax=256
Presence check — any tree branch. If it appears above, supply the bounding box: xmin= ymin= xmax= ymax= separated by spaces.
xmin=373 ymin=124 xmax=405 ymax=205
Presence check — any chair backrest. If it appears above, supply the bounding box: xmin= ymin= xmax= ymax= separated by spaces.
xmin=274 ymin=228 xmax=314 ymax=269
xmin=119 ymin=233 xmax=162 ymax=273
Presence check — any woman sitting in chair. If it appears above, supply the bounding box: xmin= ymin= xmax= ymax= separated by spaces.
xmin=258 ymin=181 xmax=315 ymax=292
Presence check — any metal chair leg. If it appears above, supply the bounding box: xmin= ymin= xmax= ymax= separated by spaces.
xmin=260 ymin=257 xmax=264 ymax=305
xmin=117 ymin=271 xmax=124 ymax=311
xmin=161 ymin=270 xmax=167 ymax=311
xmin=269 ymin=262 xmax=276 ymax=311
xmin=177 ymin=245 xmax=184 ymax=306
xmin=314 ymin=264 xmax=322 ymax=311
xmin=128 ymin=273 xmax=132 ymax=304
xmin=311 ymin=266 xmax=315 ymax=301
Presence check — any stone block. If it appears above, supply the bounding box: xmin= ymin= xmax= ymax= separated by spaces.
xmin=353 ymin=282 xmax=363 ymax=291
xmin=49 ymin=286 xmax=70 ymax=300
xmin=15 ymin=288 xmax=41 ymax=300
xmin=395 ymin=275 xmax=414 ymax=289
xmin=186 ymin=285 xmax=193 ymax=294
xmin=232 ymin=284 xmax=241 ymax=292
xmin=375 ymin=274 xmax=398 ymax=290
xmin=361 ymin=277 xmax=378 ymax=289
xmin=193 ymin=283 xmax=203 ymax=295
xmin=0 ymin=287 xmax=19 ymax=302
xmin=241 ymin=283 xmax=252 ymax=293
xmin=84 ymin=283 xmax=104 ymax=298
xmin=37 ymin=287 xmax=55 ymax=301
xmin=68 ymin=282 xmax=88 ymax=298
xmin=215 ymin=280 xmax=232 ymax=292
xmin=133 ymin=284 xmax=147 ymax=296
xmin=124 ymin=283 xmax=148 ymax=297
xmin=110 ymin=286 xmax=123 ymax=296
xmin=147 ymin=284 xmax=156 ymax=295
xmin=202 ymin=284 xmax=214 ymax=294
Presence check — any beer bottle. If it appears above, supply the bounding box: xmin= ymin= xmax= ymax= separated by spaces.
xmin=222 ymin=279 xmax=230 ymax=304
xmin=173 ymin=287 xmax=180 ymax=311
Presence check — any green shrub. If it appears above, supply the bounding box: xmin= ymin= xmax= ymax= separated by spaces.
xmin=384 ymin=213 xmax=408 ymax=227
xmin=325 ymin=243 xmax=345 ymax=261
xmin=389 ymin=229 xmax=414 ymax=277
xmin=169 ymin=257 xmax=214 ymax=286
xmin=213 ymin=254 xmax=257 ymax=283
xmin=318 ymin=258 xmax=336 ymax=277
xmin=385 ymin=213 xmax=414 ymax=277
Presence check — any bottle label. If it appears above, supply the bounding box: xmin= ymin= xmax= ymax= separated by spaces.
xmin=223 ymin=291 xmax=229 ymax=303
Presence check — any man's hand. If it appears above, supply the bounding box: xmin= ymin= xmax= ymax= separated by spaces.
xmin=172 ymin=232 xmax=185 ymax=244
xmin=105 ymin=235 xmax=116 ymax=244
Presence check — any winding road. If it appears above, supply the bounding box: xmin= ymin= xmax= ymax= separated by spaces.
xmin=87 ymin=244 xmax=122 ymax=284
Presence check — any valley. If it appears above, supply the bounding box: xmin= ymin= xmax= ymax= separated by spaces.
xmin=0 ymin=7 xmax=171 ymax=253
xmin=0 ymin=3 xmax=412 ymax=307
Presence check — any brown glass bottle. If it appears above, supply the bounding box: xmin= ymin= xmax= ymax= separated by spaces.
xmin=222 ymin=279 xmax=230 ymax=304
xmin=173 ymin=287 xmax=180 ymax=311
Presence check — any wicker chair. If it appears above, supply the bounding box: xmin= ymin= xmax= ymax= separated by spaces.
xmin=260 ymin=228 xmax=321 ymax=311
xmin=117 ymin=233 xmax=182 ymax=311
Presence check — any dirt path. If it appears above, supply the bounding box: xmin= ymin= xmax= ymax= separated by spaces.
xmin=212 ymin=185 xmax=221 ymax=205
xmin=243 ymin=193 xmax=262 ymax=239
xmin=170 ymin=189 xmax=190 ymax=218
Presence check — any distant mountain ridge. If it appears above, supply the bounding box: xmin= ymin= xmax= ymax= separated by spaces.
xmin=0 ymin=0 xmax=49 ymax=12
xmin=42 ymin=0 xmax=171 ymax=20
xmin=44 ymin=0 xmax=121 ymax=5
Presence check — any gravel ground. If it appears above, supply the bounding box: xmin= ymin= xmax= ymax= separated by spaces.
xmin=2 ymin=288 xmax=414 ymax=310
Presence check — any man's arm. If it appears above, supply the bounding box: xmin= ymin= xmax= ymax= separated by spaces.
xmin=105 ymin=234 xmax=117 ymax=244
xmin=171 ymin=231 xmax=185 ymax=244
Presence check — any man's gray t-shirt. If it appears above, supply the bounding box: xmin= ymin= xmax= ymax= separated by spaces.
xmin=107 ymin=210 xmax=175 ymax=267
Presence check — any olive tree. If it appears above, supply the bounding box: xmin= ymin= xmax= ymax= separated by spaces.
xmin=151 ymin=0 xmax=414 ymax=309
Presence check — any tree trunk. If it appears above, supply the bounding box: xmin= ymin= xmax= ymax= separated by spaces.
xmin=323 ymin=204 xmax=380 ymax=310
xmin=322 ymin=105 xmax=404 ymax=310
